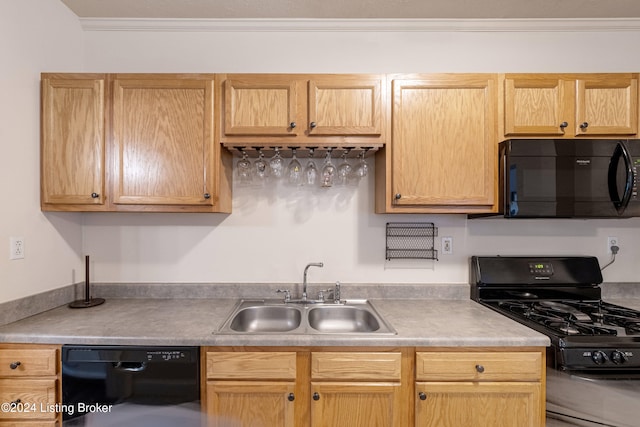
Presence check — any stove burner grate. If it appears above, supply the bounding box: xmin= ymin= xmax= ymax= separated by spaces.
xmin=494 ymin=300 xmax=630 ymax=337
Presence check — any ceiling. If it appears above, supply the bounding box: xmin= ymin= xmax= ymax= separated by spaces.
xmin=60 ymin=0 xmax=640 ymax=20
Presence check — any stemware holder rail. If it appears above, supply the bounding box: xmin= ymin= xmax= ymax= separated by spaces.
xmin=223 ymin=144 xmax=381 ymax=158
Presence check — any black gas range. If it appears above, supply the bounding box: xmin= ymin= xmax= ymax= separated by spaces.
xmin=471 ymin=256 xmax=640 ymax=426
xmin=470 ymin=256 xmax=640 ymax=372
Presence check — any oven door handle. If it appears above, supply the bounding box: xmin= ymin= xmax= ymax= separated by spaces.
xmin=608 ymin=141 xmax=634 ymax=214
xmin=113 ymin=361 xmax=147 ymax=372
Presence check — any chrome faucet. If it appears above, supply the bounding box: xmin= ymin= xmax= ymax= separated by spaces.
xmin=302 ymin=262 xmax=323 ymax=301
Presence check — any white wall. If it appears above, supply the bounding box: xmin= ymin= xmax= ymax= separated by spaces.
xmin=0 ymin=0 xmax=85 ymax=303
xmin=79 ymin=23 xmax=640 ymax=286
xmin=5 ymin=9 xmax=640 ymax=305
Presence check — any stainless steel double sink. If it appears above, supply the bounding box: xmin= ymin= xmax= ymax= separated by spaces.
xmin=217 ymin=299 xmax=396 ymax=335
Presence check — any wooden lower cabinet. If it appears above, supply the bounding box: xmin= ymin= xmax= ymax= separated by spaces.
xmin=204 ymin=347 xmax=409 ymax=427
xmin=415 ymin=349 xmax=545 ymax=427
xmin=0 ymin=344 xmax=61 ymax=426
xmin=206 ymin=381 xmax=296 ymax=427
xmin=310 ymin=382 xmax=402 ymax=427
xmin=415 ymin=382 xmax=541 ymax=427
xmin=310 ymin=351 xmax=406 ymax=427
xmin=203 ymin=347 xmax=545 ymax=427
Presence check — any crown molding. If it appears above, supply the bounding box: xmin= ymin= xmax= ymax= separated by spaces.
xmin=79 ymin=17 xmax=640 ymax=32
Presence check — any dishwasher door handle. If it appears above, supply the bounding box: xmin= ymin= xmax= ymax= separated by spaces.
xmin=113 ymin=361 xmax=147 ymax=372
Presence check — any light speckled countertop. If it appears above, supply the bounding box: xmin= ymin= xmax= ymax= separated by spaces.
xmin=0 ymin=297 xmax=549 ymax=347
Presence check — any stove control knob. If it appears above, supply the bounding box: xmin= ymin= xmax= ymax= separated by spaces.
xmin=591 ymin=350 xmax=608 ymax=365
xmin=611 ymin=350 xmax=626 ymax=365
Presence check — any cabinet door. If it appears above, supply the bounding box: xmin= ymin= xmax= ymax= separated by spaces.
xmin=575 ymin=74 xmax=638 ymax=136
xmin=308 ymin=76 xmax=382 ymax=136
xmin=41 ymin=75 xmax=106 ymax=209
xmin=311 ymin=382 xmax=402 ymax=427
xmin=223 ymin=76 xmax=299 ymax=136
xmin=0 ymin=379 xmax=58 ymax=421
xmin=112 ymin=75 xmax=215 ymax=206
xmin=206 ymin=381 xmax=296 ymax=427
xmin=503 ymin=74 xmax=569 ymax=136
xmin=391 ymin=75 xmax=497 ymax=209
xmin=415 ymin=382 xmax=542 ymax=427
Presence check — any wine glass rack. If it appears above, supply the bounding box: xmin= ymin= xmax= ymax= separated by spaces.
xmin=385 ymin=222 xmax=438 ymax=261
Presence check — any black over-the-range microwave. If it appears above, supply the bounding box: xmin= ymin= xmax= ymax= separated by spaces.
xmin=498 ymin=139 xmax=640 ymax=218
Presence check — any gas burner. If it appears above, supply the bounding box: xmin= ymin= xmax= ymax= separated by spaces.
xmin=625 ymin=322 xmax=640 ymax=335
xmin=552 ymin=323 xmax=580 ymax=335
xmin=536 ymin=301 xmax=592 ymax=322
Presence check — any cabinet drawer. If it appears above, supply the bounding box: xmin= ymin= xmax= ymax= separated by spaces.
xmin=0 ymin=349 xmax=58 ymax=377
xmin=0 ymin=379 xmax=58 ymax=420
xmin=206 ymin=352 xmax=296 ymax=380
xmin=0 ymin=422 xmax=57 ymax=426
xmin=311 ymin=352 xmax=402 ymax=380
xmin=416 ymin=352 xmax=542 ymax=381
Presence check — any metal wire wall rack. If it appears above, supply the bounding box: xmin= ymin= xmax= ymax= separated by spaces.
xmin=385 ymin=222 xmax=438 ymax=261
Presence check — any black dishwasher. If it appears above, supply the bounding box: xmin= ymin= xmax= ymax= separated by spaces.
xmin=62 ymin=345 xmax=201 ymax=426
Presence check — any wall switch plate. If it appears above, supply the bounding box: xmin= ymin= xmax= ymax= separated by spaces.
xmin=442 ymin=237 xmax=453 ymax=255
xmin=10 ymin=237 xmax=24 ymax=260
xmin=607 ymin=236 xmax=618 ymax=254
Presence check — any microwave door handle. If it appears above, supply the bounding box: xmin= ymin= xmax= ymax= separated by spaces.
xmin=607 ymin=142 xmax=634 ymax=213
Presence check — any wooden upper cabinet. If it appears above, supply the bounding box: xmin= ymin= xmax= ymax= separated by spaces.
xmin=503 ymin=75 xmax=567 ymax=136
xmin=576 ymin=74 xmax=638 ymax=136
xmin=219 ymin=74 xmax=385 ymax=147
xmin=111 ymin=74 xmax=230 ymax=211
xmin=223 ymin=76 xmax=299 ymax=136
xmin=41 ymin=74 xmax=106 ymax=211
xmin=41 ymin=73 xmax=231 ymax=213
xmin=378 ymin=74 xmax=498 ymax=213
xmin=307 ymin=76 xmax=382 ymax=136
xmin=502 ymin=73 xmax=638 ymax=137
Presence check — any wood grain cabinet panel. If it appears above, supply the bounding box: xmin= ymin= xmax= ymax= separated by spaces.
xmin=206 ymin=352 xmax=297 ymax=380
xmin=206 ymin=381 xmax=296 ymax=427
xmin=0 ymin=379 xmax=58 ymax=421
xmin=502 ymin=73 xmax=638 ymax=138
xmin=310 ymin=382 xmax=402 ymax=427
xmin=415 ymin=381 xmax=542 ymax=427
xmin=204 ymin=347 xmax=409 ymax=427
xmin=219 ymin=74 xmax=385 ymax=148
xmin=41 ymin=74 xmax=106 ymax=211
xmin=416 ymin=351 xmax=542 ymax=382
xmin=414 ymin=348 xmax=545 ymax=427
xmin=0 ymin=345 xmax=61 ymax=425
xmin=112 ymin=75 xmax=217 ymax=207
xmin=0 ymin=349 xmax=57 ymax=377
xmin=376 ymin=73 xmax=498 ymax=213
xmin=41 ymin=73 xmax=232 ymax=213
xmin=311 ymin=352 xmax=401 ymax=380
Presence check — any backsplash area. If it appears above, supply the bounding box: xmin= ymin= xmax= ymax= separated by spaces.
xmin=80 ymin=176 xmax=640 ymax=285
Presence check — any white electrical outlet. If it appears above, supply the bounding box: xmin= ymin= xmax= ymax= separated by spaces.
xmin=10 ymin=237 xmax=24 ymax=260
xmin=607 ymin=236 xmax=618 ymax=254
xmin=442 ymin=237 xmax=453 ymax=255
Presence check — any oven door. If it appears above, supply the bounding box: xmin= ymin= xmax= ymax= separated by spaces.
xmin=546 ymin=368 xmax=640 ymax=427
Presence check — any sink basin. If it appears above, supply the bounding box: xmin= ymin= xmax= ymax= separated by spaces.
xmin=229 ymin=305 xmax=302 ymax=332
xmin=308 ymin=306 xmax=380 ymax=333
xmin=217 ymin=299 xmax=396 ymax=335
